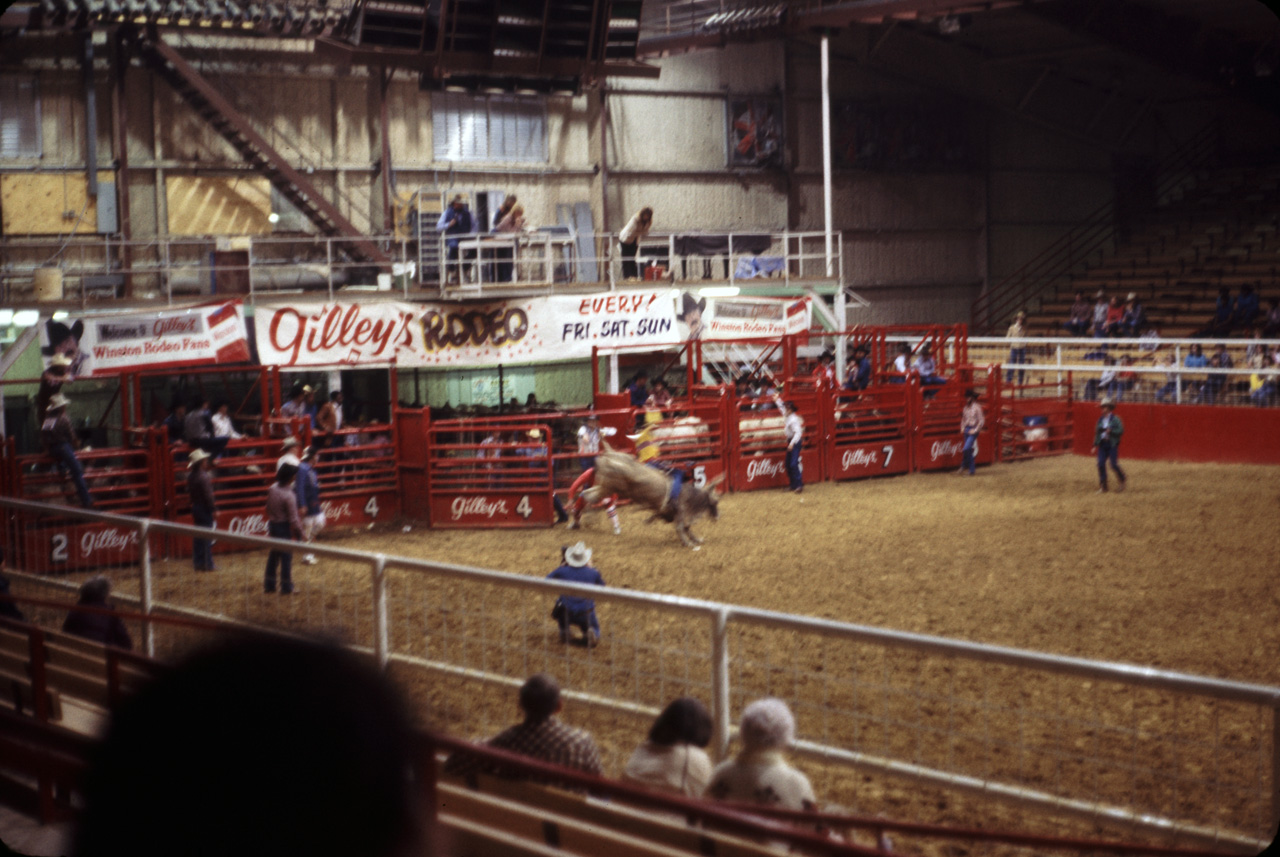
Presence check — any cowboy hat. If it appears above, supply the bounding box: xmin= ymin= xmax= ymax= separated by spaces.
xmin=300 ymin=446 xmax=316 ymax=460
xmin=1099 ymin=396 xmax=1117 ymax=409
xmin=276 ymin=453 xmax=301 ymax=472
xmin=281 ymin=436 xmax=300 ymax=449
xmin=187 ymin=448 xmax=213 ymax=468
xmin=527 ymin=429 xmax=542 ymax=440
xmin=564 ymin=542 xmax=592 ymax=567
xmin=47 ymin=393 xmax=70 ymax=410
xmin=678 ymin=291 xmax=707 ymax=322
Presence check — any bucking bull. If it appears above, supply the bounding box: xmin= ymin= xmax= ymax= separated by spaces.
xmin=571 ymin=444 xmax=724 ymax=549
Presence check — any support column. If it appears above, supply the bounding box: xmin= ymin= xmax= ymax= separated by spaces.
xmin=821 ymin=32 xmax=834 ymax=280
xmin=113 ymin=30 xmax=135 ymax=297
xmin=380 ymin=69 xmax=394 ymax=233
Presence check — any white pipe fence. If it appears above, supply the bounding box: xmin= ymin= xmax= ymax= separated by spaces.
xmin=1 ymin=496 xmax=1275 ymax=852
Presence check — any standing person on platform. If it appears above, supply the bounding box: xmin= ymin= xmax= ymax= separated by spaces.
xmin=187 ymin=449 xmax=218 ymax=572
xmin=264 ymin=463 xmax=305 ymax=595
xmin=41 ymin=393 xmax=94 ymax=509
xmin=210 ymin=401 xmax=243 ymax=448
xmin=844 ymin=344 xmax=872 ymax=391
xmin=1091 ymin=397 xmax=1127 ymax=494
xmin=812 ymin=351 xmax=837 ymax=388
xmin=618 ymin=207 xmax=653 ymax=280
xmin=547 ymin=542 xmax=606 ymax=647
xmin=295 ymin=446 xmax=325 ymax=566
xmin=959 ymin=389 xmax=984 ymax=476
xmin=437 ymin=194 xmax=475 ymax=284
xmin=782 ymin=399 xmax=804 ymax=494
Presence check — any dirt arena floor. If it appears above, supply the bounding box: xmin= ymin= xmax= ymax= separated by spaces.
xmin=13 ymin=453 xmax=1279 ymax=852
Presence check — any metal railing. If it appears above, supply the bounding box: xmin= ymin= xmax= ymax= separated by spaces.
xmin=2 ymin=495 xmax=1275 ymax=851
xmin=0 ymin=229 xmax=842 ymax=306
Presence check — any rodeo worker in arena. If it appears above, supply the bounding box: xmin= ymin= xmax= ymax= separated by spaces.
xmin=1092 ymin=396 xmax=1127 ymax=494
xmin=548 ymin=542 xmax=605 ymax=647
xmin=782 ymin=399 xmax=804 ymax=494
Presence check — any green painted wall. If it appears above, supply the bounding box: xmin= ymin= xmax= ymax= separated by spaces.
xmin=396 ymin=359 xmax=602 ymax=409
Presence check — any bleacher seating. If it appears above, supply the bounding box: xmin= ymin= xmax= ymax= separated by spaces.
xmin=1026 ymin=162 xmax=1280 ymax=339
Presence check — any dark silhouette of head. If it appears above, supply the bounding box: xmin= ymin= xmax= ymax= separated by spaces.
xmin=518 ymin=673 xmax=561 ymax=723
xmin=648 ymin=697 xmax=713 ymax=747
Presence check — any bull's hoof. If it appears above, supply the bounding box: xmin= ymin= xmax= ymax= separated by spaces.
xmin=568 ymin=520 xmax=580 ymax=530
xmin=691 ymin=545 xmax=701 ymax=552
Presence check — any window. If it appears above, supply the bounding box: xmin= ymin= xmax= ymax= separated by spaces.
xmin=0 ymin=76 xmax=42 ymax=158
xmin=433 ymin=92 xmax=547 ymax=163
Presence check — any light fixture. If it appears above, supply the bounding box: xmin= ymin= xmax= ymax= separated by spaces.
xmin=0 ymin=309 xmax=12 ymax=325
xmin=52 ymin=310 xmax=69 ymax=320
xmin=268 ymin=212 xmax=280 ymax=224
xmin=13 ymin=310 xmax=40 ymax=327
xmin=699 ymin=286 xmax=740 ymax=297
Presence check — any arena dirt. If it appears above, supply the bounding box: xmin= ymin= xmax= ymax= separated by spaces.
xmin=22 ymin=454 xmax=1280 ymax=852
xmin=364 ymin=454 xmax=1280 ymax=851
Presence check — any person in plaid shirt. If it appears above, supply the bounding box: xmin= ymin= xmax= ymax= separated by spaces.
xmin=445 ymin=674 xmax=603 ymax=785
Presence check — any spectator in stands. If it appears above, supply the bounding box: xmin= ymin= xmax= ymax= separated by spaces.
xmin=1196 ymin=345 xmax=1233 ymax=404
xmin=62 ymin=576 xmax=132 ymax=650
xmin=622 ymin=697 xmax=714 ymax=798
xmin=1116 ymin=355 xmax=1139 ymax=398
xmin=707 ymin=698 xmax=816 ymax=812
xmin=185 ymin=396 xmax=228 ymax=458
xmin=1247 ymin=353 xmax=1276 ymax=406
xmin=1082 ymin=356 xmax=1119 ymax=401
xmin=1138 ymin=325 xmax=1161 ymax=355
xmin=1064 ymin=291 xmax=1091 ymax=337
xmin=1091 ymin=290 xmax=1109 ymax=338
xmin=1184 ymin=343 xmax=1208 ymax=368
xmin=1153 ymin=354 xmax=1179 ymax=403
xmin=912 ymin=344 xmax=946 ymax=396
xmin=845 ymin=344 xmax=872 ymax=391
xmin=444 ymin=673 xmax=604 ymax=784
xmin=959 ymin=388 xmax=984 ymax=476
xmin=163 ymin=401 xmax=187 ymax=445
xmin=187 ymin=449 xmax=217 ymax=573
xmin=548 ymin=542 xmax=605 ymax=646
xmin=72 ymin=636 xmax=426 ymax=857
xmin=1005 ymin=311 xmax=1028 ymax=386
xmin=41 ymin=393 xmax=94 ymax=509
xmin=316 ymin=390 xmax=343 ymax=453
xmin=279 ymin=384 xmax=309 ymax=422
xmin=1207 ymin=287 xmax=1233 ymax=336
xmin=264 ymin=463 xmax=304 ymax=595
xmin=645 ymin=377 xmax=674 ymax=413
xmin=1091 ymin=397 xmax=1126 ymax=494
xmin=1232 ymin=283 xmax=1261 ymax=330
xmin=889 ymin=342 xmax=911 ymax=382
xmin=210 ymin=400 xmax=243 ymax=446
xmin=437 ymin=194 xmax=475 ymax=285
xmin=295 ymin=446 xmax=324 ymax=567
xmin=1120 ymin=292 xmax=1146 ymax=336
xmin=812 ymin=350 xmax=837 ymax=388
xmin=1262 ymin=297 xmax=1280 ymax=337
xmin=36 ymin=353 xmax=73 ymax=423
xmin=0 ymin=546 xmax=25 ymax=622
xmin=619 ymin=206 xmax=654 ymax=280
xmin=1245 ymin=328 xmax=1267 ymax=365
xmin=1103 ymin=296 xmax=1125 ymax=337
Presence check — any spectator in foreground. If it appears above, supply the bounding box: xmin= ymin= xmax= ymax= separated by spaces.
xmin=622 ymin=697 xmax=715 ymax=798
xmin=707 ymin=698 xmax=817 ymax=812
xmin=548 ymin=542 xmax=605 ymax=646
xmin=72 ymin=636 xmax=425 ymax=857
xmin=63 ymin=576 xmax=132 ymax=650
xmin=444 ymin=673 xmax=604 ymax=784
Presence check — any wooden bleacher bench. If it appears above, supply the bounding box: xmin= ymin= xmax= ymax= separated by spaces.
xmin=0 ymin=666 xmax=63 ymax=721
xmin=0 ymin=625 xmax=155 ymax=718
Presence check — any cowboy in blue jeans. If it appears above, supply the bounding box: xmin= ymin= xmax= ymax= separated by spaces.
xmin=41 ymin=393 xmax=94 ymax=508
xmin=1092 ymin=397 xmax=1127 ymax=493
xmin=547 ymin=542 xmax=605 ymax=646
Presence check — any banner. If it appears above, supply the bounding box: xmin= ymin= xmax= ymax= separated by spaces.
xmin=254 ymin=292 xmax=812 ymax=368
xmin=673 ymin=291 xmax=811 ymax=341
xmin=40 ymin=302 xmax=250 ymax=377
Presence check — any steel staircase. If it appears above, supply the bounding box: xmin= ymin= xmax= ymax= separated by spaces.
xmin=126 ymin=26 xmax=390 ymax=268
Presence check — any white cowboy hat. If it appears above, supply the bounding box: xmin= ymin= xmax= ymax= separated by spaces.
xmin=276 ymin=453 xmax=301 ymax=472
xmin=564 ymin=541 xmax=592 ymax=567
xmin=527 ymin=429 xmax=542 ymax=440
xmin=281 ymin=436 xmax=299 ymax=449
xmin=47 ymin=393 xmax=70 ymax=410
xmin=1099 ymin=396 xmax=1117 ymax=409
xmin=187 ymin=448 xmax=213 ymax=468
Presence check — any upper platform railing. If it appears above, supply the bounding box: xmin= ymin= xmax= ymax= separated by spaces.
xmin=0 ymin=229 xmax=843 ymax=309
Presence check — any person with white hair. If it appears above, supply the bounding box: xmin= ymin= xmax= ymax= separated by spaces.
xmin=706 ymin=698 xmax=817 ymax=811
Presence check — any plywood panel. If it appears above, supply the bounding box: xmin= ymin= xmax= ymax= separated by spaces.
xmin=1 ymin=172 xmax=112 ymax=235
xmin=165 ymin=175 xmax=272 ymax=235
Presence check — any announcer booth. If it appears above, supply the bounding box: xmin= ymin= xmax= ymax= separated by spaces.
xmin=911 ymin=368 xmax=999 ymax=473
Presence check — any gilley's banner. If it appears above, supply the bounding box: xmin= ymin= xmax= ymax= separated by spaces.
xmin=256 ymin=292 xmax=681 ymax=368
xmin=40 ymin=301 xmax=250 ymax=377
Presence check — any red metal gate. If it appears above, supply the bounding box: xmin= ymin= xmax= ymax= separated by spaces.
xmin=911 ymin=370 xmax=998 ymax=473
xmin=425 ymin=418 xmax=557 ymax=528
xmin=998 ymin=376 xmax=1075 ymax=461
xmin=828 ymin=385 xmax=913 ymax=480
